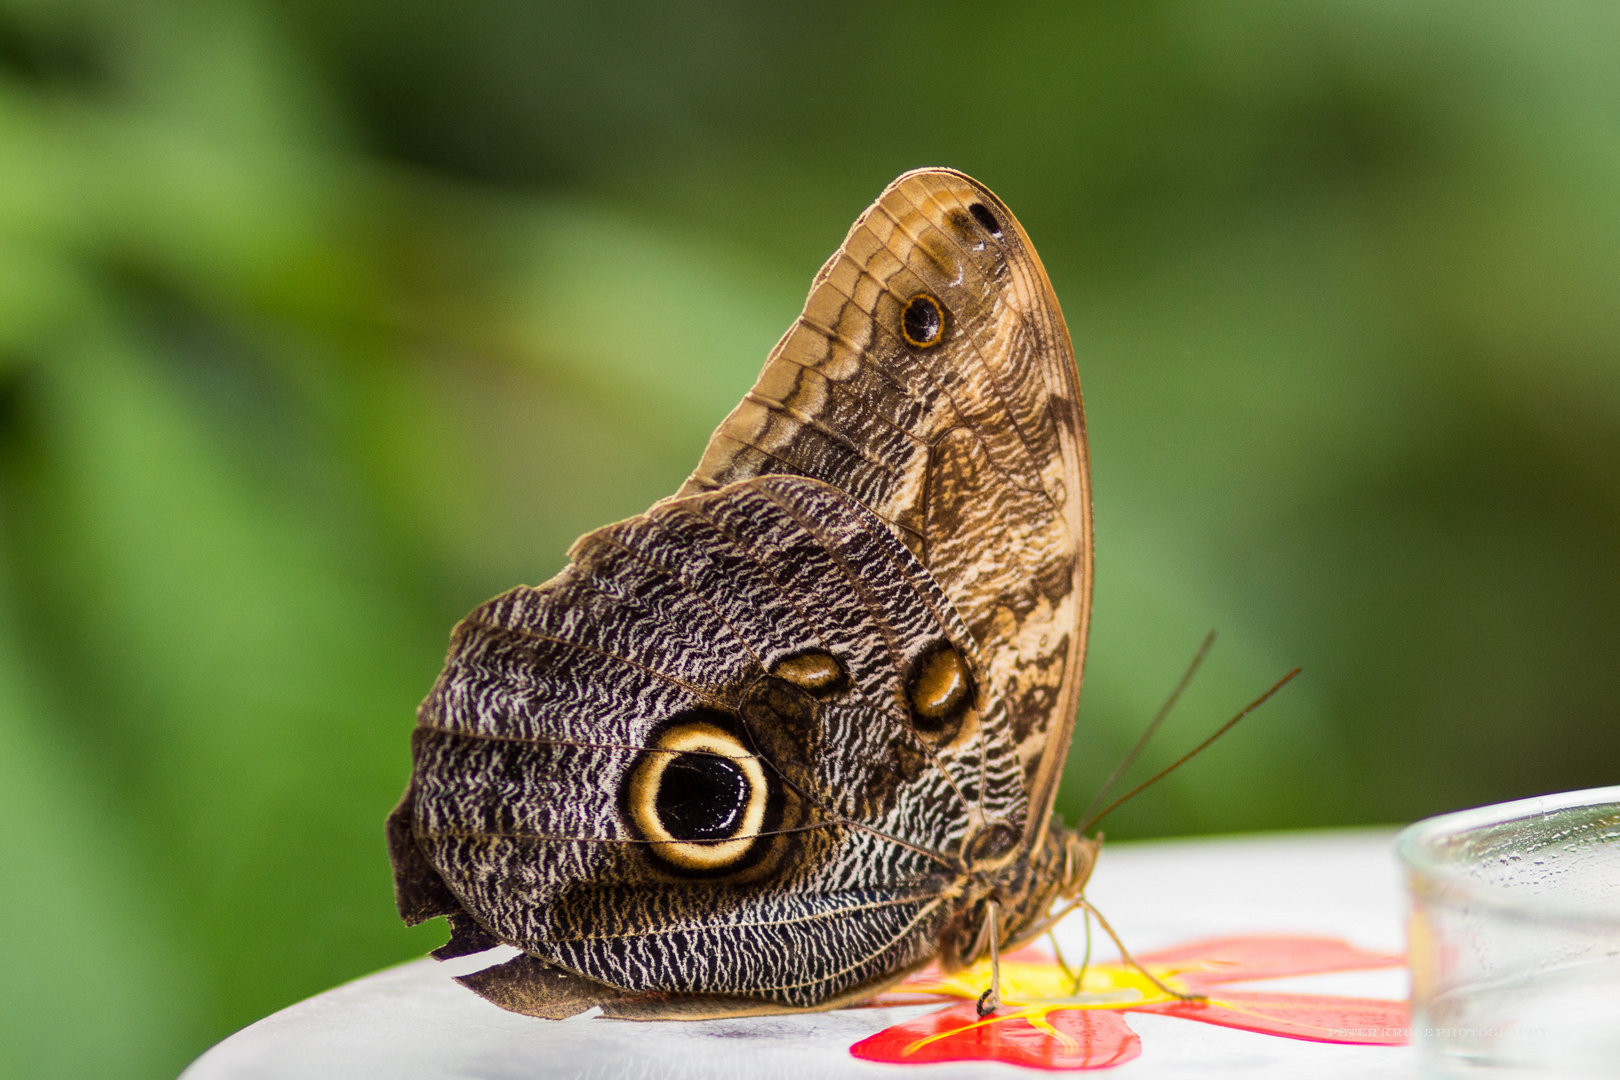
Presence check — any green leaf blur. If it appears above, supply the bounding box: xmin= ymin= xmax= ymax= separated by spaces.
xmin=2 ymin=1 xmax=1618 ymax=1074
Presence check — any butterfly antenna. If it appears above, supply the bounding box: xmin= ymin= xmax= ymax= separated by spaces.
xmin=1078 ymin=631 xmax=1216 ymax=829
xmin=1080 ymin=666 xmax=1302 ymax=834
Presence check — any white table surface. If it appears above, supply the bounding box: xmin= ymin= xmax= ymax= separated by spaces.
xmin=182 ymin=829 xmax=1415 ymax=1079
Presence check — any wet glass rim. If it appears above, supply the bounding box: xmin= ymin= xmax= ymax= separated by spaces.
xmin=1396 ymin=785 xmax=1620 ymax=928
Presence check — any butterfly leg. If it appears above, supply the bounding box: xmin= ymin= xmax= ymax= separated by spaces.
xmin=1047 ymin=930 xmax=1074 ymax=985
xmin=1081 ymin=900 xmax=1206 ymax=1004
xmin=1075 ymin=905 xmax=1093 ymax=995
xmin=974 ymin=900 xmax=1003 ymax=1017
xmin=1047 ymin=905 xmax=1095 ymax=996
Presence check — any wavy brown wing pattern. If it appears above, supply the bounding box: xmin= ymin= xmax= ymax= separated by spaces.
xmin=401 ymin=476 xmax=1025 ymax=1014
xmin=389 ymin=169 xmax=1092 ymax=1020
xmin=679 ymin=168 xmax=1091 ymax=842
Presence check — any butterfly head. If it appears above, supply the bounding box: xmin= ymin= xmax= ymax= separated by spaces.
xmin=1057 ymin=829 xmax=1103 ymax=901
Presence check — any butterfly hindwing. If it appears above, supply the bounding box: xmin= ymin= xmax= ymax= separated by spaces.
xmin=408 ymin=475 xmax=1026 ymax=1010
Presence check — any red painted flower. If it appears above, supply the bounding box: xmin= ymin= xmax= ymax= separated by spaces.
xmin=851 ymin=935 xmax=1407 ymax=1071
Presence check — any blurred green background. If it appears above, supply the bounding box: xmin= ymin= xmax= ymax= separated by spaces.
xmin=3 ymin=0 xmax=1619 ymax=1074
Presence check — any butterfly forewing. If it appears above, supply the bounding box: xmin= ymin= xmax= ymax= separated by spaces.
xmin=680 ymin=169 xmax=1090 ymax=841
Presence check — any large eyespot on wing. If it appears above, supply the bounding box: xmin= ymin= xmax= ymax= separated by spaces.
xmin=622 ymin=712 xmax=778 ymax=875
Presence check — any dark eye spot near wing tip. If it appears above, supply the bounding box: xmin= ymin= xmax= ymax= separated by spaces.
xmin=901 ymin=294 xmax=945 ymax=349
xmin=968 ymin=201 xmax=1002 ymax=237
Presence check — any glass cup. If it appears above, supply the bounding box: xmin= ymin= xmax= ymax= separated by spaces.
xmin=1398 ymin=785 xmax=1620 ymax=1079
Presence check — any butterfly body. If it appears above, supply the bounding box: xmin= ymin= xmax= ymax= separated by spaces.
xmin=388 ymin=169 xmax=1094 ymax=1020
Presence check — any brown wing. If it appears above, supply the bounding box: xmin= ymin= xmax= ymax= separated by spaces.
xmin=405 ymin=475 xmax=1027 ymax=1013
xmin=677 ymin=168 xmax=1091 ymax=848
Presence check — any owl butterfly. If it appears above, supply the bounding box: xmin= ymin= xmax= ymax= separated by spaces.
xmin=388 ymin=168 xmax=1097 ymax=1020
